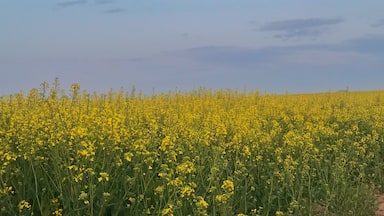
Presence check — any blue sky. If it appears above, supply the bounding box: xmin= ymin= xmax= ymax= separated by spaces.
xmin=1 ymin=0 xmax=384 ymax=94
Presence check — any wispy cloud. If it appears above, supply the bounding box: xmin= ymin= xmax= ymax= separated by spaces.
xmin=273 ymin=28 xmax=325 ymax=40
xmin=341 ymin=35 xmax=384 ymax=54
xmin=180 ymin=33 xmax=189 ymax=39
xmin=175 ymin=35 xmax=384 ymax=67
xmin=56 ymin=0 xmax=116 ymax=9
xmin=57 ymin=0 xmax=88 ymax=7
xmin=104 ymin=8 xmax=125 ymax=14
xmin=95 ymin=0 xmax=115 ymax=5
xmin=372 ymin=19 xmax=384 ymax=28
xmin=260 ymin=18 xmax=343 ymax=31
xmin=110 ymin=57 xmax=149 ymax=63
xmin=259 ymin=17 xmax=343 ymax=40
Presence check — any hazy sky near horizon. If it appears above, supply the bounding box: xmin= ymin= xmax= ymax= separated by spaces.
xmin=1 ymin=1 xmax=384 ymax=94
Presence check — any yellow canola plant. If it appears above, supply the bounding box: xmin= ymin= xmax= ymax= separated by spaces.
xmin=1 ymin=82 xmax=384 ymax=215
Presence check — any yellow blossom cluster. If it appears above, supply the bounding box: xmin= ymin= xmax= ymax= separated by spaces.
xmin=0 ymin=81 xmax=384 ymax=215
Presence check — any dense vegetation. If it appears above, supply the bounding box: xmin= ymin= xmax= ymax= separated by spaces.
xmin=1 ymin=81 xmax=384 ymax=215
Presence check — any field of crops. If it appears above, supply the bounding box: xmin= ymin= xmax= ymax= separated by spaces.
xmin=1 ymin=81 xmax=384 ymax=215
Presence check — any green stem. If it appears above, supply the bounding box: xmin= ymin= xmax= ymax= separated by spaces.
xmin=31 ymin=161 xmax=43 ymax=214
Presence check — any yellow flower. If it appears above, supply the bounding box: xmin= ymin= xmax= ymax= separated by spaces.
xmin=124 ymin=152 xmax=134 ymax=162
xmin=215 ymin=194 xmax=232 ymax=203
xmin=68 ymin=165 xmax=79 ymax=171
xmin=176 ymin=161 xmax=195 ymax=174
xmin=195 ymin=196 xmax=209 ymax=210
xmin=169 ymin=177 xmax=184 ymax=187
xmin=129 ymin=197 xmax=136 ymax=203
xmin=155 ymin=186 xmax=164 ymax=196
xmin=74 ymin=173 xmax=83 ymax=183
xmin=243 ymin=145 xmax=251 ymax=157
xmin=52 ymin=209 xmax=63 ymax=216
xmin=275 ymin=210 xmax=284 ymax=216
xmin=98 ymin=172 xmax=110 ymax=182
xmin=161 ymin=204 xmax=174 ymax=216
xmin=221 ymin=179 xmax=234 ymax=193
xmin=18 ymin=200 xmax=31 ymax=212
xmin=256 ymin=155 xmax=263 ymax=161
xmin=116 ymin=158 xmax=123 ymax=166
xmin=79 ymin=191 xmax=86 ymax=199
xmin=180 ymin=185 xmax=195 ymax=198
xmin=51 ymin=198 xmax=59 ymax=204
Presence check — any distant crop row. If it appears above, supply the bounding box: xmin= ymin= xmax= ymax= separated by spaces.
xmin=1 ymin=81 xmax=384 ymax=215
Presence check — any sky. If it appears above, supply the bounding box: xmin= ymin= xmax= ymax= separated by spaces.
xmin=1 ymin=0 xmax=384 ymax=95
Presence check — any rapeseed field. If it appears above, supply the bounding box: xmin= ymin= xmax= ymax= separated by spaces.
xmin=1 ymin=81 xmax=384 ymax=215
